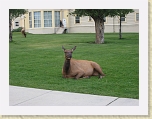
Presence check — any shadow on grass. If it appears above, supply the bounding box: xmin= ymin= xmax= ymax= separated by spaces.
xmin=9 ymin=40 xmax=16 ymax=44
xmin=86 ymin=40 xmax=121 ymax=44
xmin=86 ymin=38 xmax=130 ymax=45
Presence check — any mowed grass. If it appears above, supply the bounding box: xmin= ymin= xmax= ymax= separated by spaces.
xmin=9 ymin=32 xmax=139 ymax=99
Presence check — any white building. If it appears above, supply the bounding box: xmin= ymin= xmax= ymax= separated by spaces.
xmin=12 ymin=9 xmax=139 ymax=34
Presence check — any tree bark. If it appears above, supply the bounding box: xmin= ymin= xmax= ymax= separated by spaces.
xmin=9 ymin=18 xmax=12 ymax=41
xmin=119 ymin=15 xmax=122 ymax=39
xmin=94 ymin=19 xmax=104 ymax=44
xmin=101 ymin=21 xmax=104 ymax=43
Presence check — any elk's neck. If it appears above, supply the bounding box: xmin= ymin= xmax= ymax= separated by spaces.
xmin=63 ymin=59 xmax=71 ymax=74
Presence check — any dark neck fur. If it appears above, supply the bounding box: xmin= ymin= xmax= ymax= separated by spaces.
xmin=63 ymin=59 xmax=70 ymax=74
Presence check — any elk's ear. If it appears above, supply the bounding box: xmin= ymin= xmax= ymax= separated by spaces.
xmin=62 ymin=46 xmax=66 ymax=51
xmin=71 ymin=46 xmax=76 ymax=52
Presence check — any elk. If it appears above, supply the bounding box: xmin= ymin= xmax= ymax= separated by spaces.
xmin=21 ymin=27 xmax=26 ymax=38
xmin=62 ymin=46 xmax=105 ymax=79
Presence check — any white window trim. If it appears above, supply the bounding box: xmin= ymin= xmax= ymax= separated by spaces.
xmin=29 ymin=12 xmax=32 ymax=28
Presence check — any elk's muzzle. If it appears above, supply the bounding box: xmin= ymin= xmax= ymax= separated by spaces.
xmin=66 ymin=53 xmax=72 ymax=60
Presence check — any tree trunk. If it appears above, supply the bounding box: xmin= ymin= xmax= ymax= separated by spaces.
xmin=119 ymin=15 xmax=122 ymax=39
xmin=95 ymin=19 xmax=104 ymax=44
xmin=9 ymin=18 xmax=12 ymax=41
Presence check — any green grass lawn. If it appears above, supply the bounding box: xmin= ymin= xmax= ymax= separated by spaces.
xmin=9 ymin=32 xmax=139 ymax=99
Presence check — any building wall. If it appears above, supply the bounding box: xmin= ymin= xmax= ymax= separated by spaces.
xmin=25 ymin=9 xmax=70 ymax=34
xmin=12 ymin=15 xmax=26 ymax=31
xmin=20 ymin=9 xmax=139 ymax=34
xmin=12 ymin=17 xmax=22 ymax=30
xmin=68 ymin=9 xmax=139 ymax=33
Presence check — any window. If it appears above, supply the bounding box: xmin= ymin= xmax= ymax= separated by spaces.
xmin=88 ymin=16 xmax=92 ymax=21
xmin=15 ymin=22 xmax=19 ymax=26
xmin=121 ymin=15 xmax=126 ymax=21
xmin=104 ymin=17 xmax=106 ymax=22
xmin=44 ymin=11 xmax=52 ymax=27
xmin=29 ymin=12 xmax=32 ymax=28
xmin=75 ymin=16 xmax=80 ymax=23
xmin=55 ymin=11 xmax=60 ymax=27
xmin=34 ymin=11 xmax=41 ymax=28
xmin=136 ymin=13 xmax=139 ymax=21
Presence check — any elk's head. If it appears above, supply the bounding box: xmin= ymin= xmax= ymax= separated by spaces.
xmin=62 ymin=46 xmax=76 ymax=60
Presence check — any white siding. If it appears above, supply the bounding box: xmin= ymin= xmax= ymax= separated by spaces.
xmin=68 ymin=9 xmax=139 ymax=33
xmin=25 ymin=9 xmax=139 ymax=34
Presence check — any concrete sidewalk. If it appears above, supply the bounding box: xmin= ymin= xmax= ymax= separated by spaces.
xmin=9 ymin=85 xmax=139 ymax=106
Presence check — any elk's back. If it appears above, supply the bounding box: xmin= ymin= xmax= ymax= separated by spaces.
xmin=70 ymin=58 xmax=95 ymax=76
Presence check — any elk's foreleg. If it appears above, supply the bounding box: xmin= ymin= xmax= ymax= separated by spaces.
xmin=75 ymin=71 xmax=85 ymax=79
xmin=23 ymin=33 xmax=26 ymax=37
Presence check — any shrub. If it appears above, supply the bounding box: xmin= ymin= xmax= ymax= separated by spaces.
xmin=12 ymin=27 xmax=22 ymax=32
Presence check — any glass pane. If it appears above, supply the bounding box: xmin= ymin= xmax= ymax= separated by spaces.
xmin=75 ymin=16 xmax=80 ymax=23
xmin=29 ymin=21 xmax=32 ymax=28
xmin=34 ymin=12 xmax=37 ymax=16
xmin=136 ymin=13 xmax=139 ymax=21
xmin=44 ymin=11 xmax=47 ymax=15
xmin=44 ymin=15 xmax=47 ymax=19
xmin=104 ymin=17 xmax=106 ymax=22
xmin=48 ymin=20 xmax=51 ymax=27
xmin=76 ymin=20 xmax=80 ymax=23
xmin=121 ymin=15 xmax=125 ymax=21
xmin=44 ymin=20 xmax=47 ymax=24
xmin=44 ymin=24 xmax=47 ymax=27
xmin=121 ymin=17 xmax=125 ymax=21
xmin=50 ymin=20 xmax=52 ymax=27
xmin=38 ymin=24 xmax=41 ymax=27
xmin=34 ymin=20 xmax=37 ymax=24
xmin=29 ymin=12 xmax=32 ymax=20
xmin=34 ymin=24 xmax=37 ymax=28
xmin=89 ymin=16 xmax=92 ymax=21
xmin=38 ymin=16 xmax=40 ymax=20
xmin=38 ymin=20 xmax=41 ymax=24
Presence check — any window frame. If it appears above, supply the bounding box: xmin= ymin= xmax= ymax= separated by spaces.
xmin=55 ymin=11 xmax=60 ymax=27
xmin=44 ymin=11 xmax=52 ymax=27
xmin=34 ymin=11 xmax=41 ymax=28
xmin=29 ymin=12 xmax=32 ymax=28
xmin=88 ymin=16 xmax=93 ymax=22
xmin=104 ymin=17 xmax=107 ymax=23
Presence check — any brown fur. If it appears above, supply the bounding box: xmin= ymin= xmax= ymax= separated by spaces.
xmin=62 ymin=46 xmax=105 ymax=79
xmin=21 ymin=28 xmax=26 ymax=38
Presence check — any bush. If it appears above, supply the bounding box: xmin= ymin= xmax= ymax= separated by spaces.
xmin=12 ymin=27 xmax=22 ymax=32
